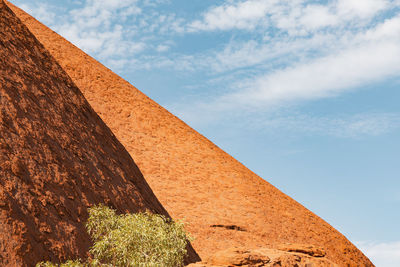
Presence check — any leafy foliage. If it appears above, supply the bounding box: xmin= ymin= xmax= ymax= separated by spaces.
xmin=36 ymin=205 xmax=191 ymax=267
xmin=36 ymin=260 xmax=84 ymax=267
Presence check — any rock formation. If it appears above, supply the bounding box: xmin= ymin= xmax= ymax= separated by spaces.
xmin=0 ymin=1 xmax=199 ymax=265
xmin=6 ymin=1 xmax=374 ymax=266
xmin=188 ymin=246 xmax=338 ymax=267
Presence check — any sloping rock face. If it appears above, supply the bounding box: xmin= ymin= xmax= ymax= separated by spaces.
xmin=0 ymin=2 xmax=199 ymax=265
xmin=188 ymin=246 xmax=338 ymax=267
xmin=7 ymin=1 xmax=373 ymax=266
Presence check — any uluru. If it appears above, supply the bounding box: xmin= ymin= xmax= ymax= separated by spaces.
xmin=1 ymin=0 xmax=377 ymax=266
xmin=0 ymin=1 xmax=199 ymax=265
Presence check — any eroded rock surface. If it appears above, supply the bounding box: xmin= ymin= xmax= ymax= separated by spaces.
xmin=7 ymin=1 xmax=373 ymax=266
xmin=0 ymin=2 xmax=199 ymax=265
xmin=277 ymin=244 xmax=326 ymax=258
xmin=188 ymin=246 xmax=337 ymax=267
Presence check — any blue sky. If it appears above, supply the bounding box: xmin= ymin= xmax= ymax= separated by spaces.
xmin=11 ymin=0 xmax=400 ymax=265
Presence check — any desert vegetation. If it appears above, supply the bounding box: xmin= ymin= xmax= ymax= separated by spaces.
xmin=37 ymin=205 xmax=191 ymax=267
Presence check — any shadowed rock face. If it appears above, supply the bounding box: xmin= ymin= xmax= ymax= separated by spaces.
xmin=0 ymin=2 xmax=199 ymax=265
xmin=6 ymin=1 xmax=373 ymax=266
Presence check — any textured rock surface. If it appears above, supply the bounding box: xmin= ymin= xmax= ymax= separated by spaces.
xmin=0 ymin=2 xmax=199 ymax=265
xmin=277 ymin=244 xmax=326 ymax=258
xmin=188 ymin=246 xmax=338 ymax=267
xmin=206 ymin=247 xmax=271 ymax=266
xmin=7 ymin=1 xmax=373 ymax=266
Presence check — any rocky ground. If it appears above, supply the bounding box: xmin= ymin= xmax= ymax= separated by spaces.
xmin=188 ymin=244 xmax=337 ymax=267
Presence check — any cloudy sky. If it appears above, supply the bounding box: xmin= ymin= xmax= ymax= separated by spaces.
xmin=11 ymin=0 xmax=400 ymax=265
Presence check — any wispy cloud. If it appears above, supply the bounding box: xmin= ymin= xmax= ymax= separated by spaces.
xmin=170 ymin=1 xmax=400 ymax=114
xmin=173 ymin=102 xmax=400 ymax=138
xmin=14 ymin=0 xmax=400 ymax=139
xmin=13 ymin=0 xmax=182 ymax=66
xmin=358 ymin=241 xmax=400 ymax=267
xmin=188 ymin=0 xmax=272 ymax=31
xmin=54 ymin=0 xmax=145 ymax=60
xmin=255 ymin=113 xmax=400 ymax=138
xmin=17 ymin=2 xmax=56 ymax=25
xmin=223 ymin=34 xmax=400 ymax=109
xmin=189 ymin=0 xmax=393 ymax=33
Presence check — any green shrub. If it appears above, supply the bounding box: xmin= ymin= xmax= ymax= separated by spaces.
xmin=36 ymin=260 xmax=84 ymax=267
xmin=36 ymin=205 xmax=191 ymax=267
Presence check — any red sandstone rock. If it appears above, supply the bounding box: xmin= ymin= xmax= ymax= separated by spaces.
xmin=188 ymin=246 xmax=338 ymax=267
xmin=6 ymin=1 xmax=374 ymax=266
xmin=277 ymin=244 xmax=326 ymax=258
xmin=0 ymin=2 xmax=199 ymax=265
xmin=206 ymin=247 xmax=271 ymax=266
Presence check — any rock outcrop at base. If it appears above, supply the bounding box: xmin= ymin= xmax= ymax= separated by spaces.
xmin=0 ymin=1 xmax=199 ymax=265
xmin=7 ymin=1 xmax=373 ymax=266
xmin=188 ymin=246 xmax=337 ymax=267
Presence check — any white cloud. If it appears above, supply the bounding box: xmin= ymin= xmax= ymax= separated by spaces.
xmin=174 ymin=13 xmax=400 ymax=113
xmin=256 ymin=113 xmax=400 ymax=138
xmin=156 ymin=44 xmax=170 ymax=52
xmin=169 ymin=12 xmax=400 ymax=135
xmin=17 ymin=3 xmax=56 ymax=25
xmin=188 ymin=0 xmax=393 ymax=33
xmin=151 ymin=0 xmax=399 ymax=76
xmin=337 ymin=0 xmax=389 ymax=19
xmin=14 ymin=0 xmax=184 ymax=64
xmin=299 ymin=4 xmax=338 ymax=30
xmin=358 ymin=241 xmax=400 ymax=267
xmin=365 ymin=15 xmax=400 ymax=40
xmin=188 ymin=0 xmax=273 ymax=31
xmin=187 ymin=0 xmax=400 ymax=37
xmin=54 ymin=0 xmax=144 ymax=58
xmin=13 ymin=0 xmax=400 ymax=136
xmin=224 ymin=38 xmax=400 ymax=108
xmin=174 ymin=98 xmax=400 ymax=137
xmin=13 ymin=0 xmax=147 ymax=62
xmin=205 ymin=32 xmax=341 ymax=73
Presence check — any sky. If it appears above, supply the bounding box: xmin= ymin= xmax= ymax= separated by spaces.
xmin=10 ymin=0 xmax=400 ymax=265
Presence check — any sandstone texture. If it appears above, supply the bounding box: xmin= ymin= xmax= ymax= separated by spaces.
xmin=0 ymin=2 xmax=199 ymax=265
xmin=188 ymin=246 xmax=338 ymax=267
xmin=7 ymin=1 xmax=373 ymax=266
